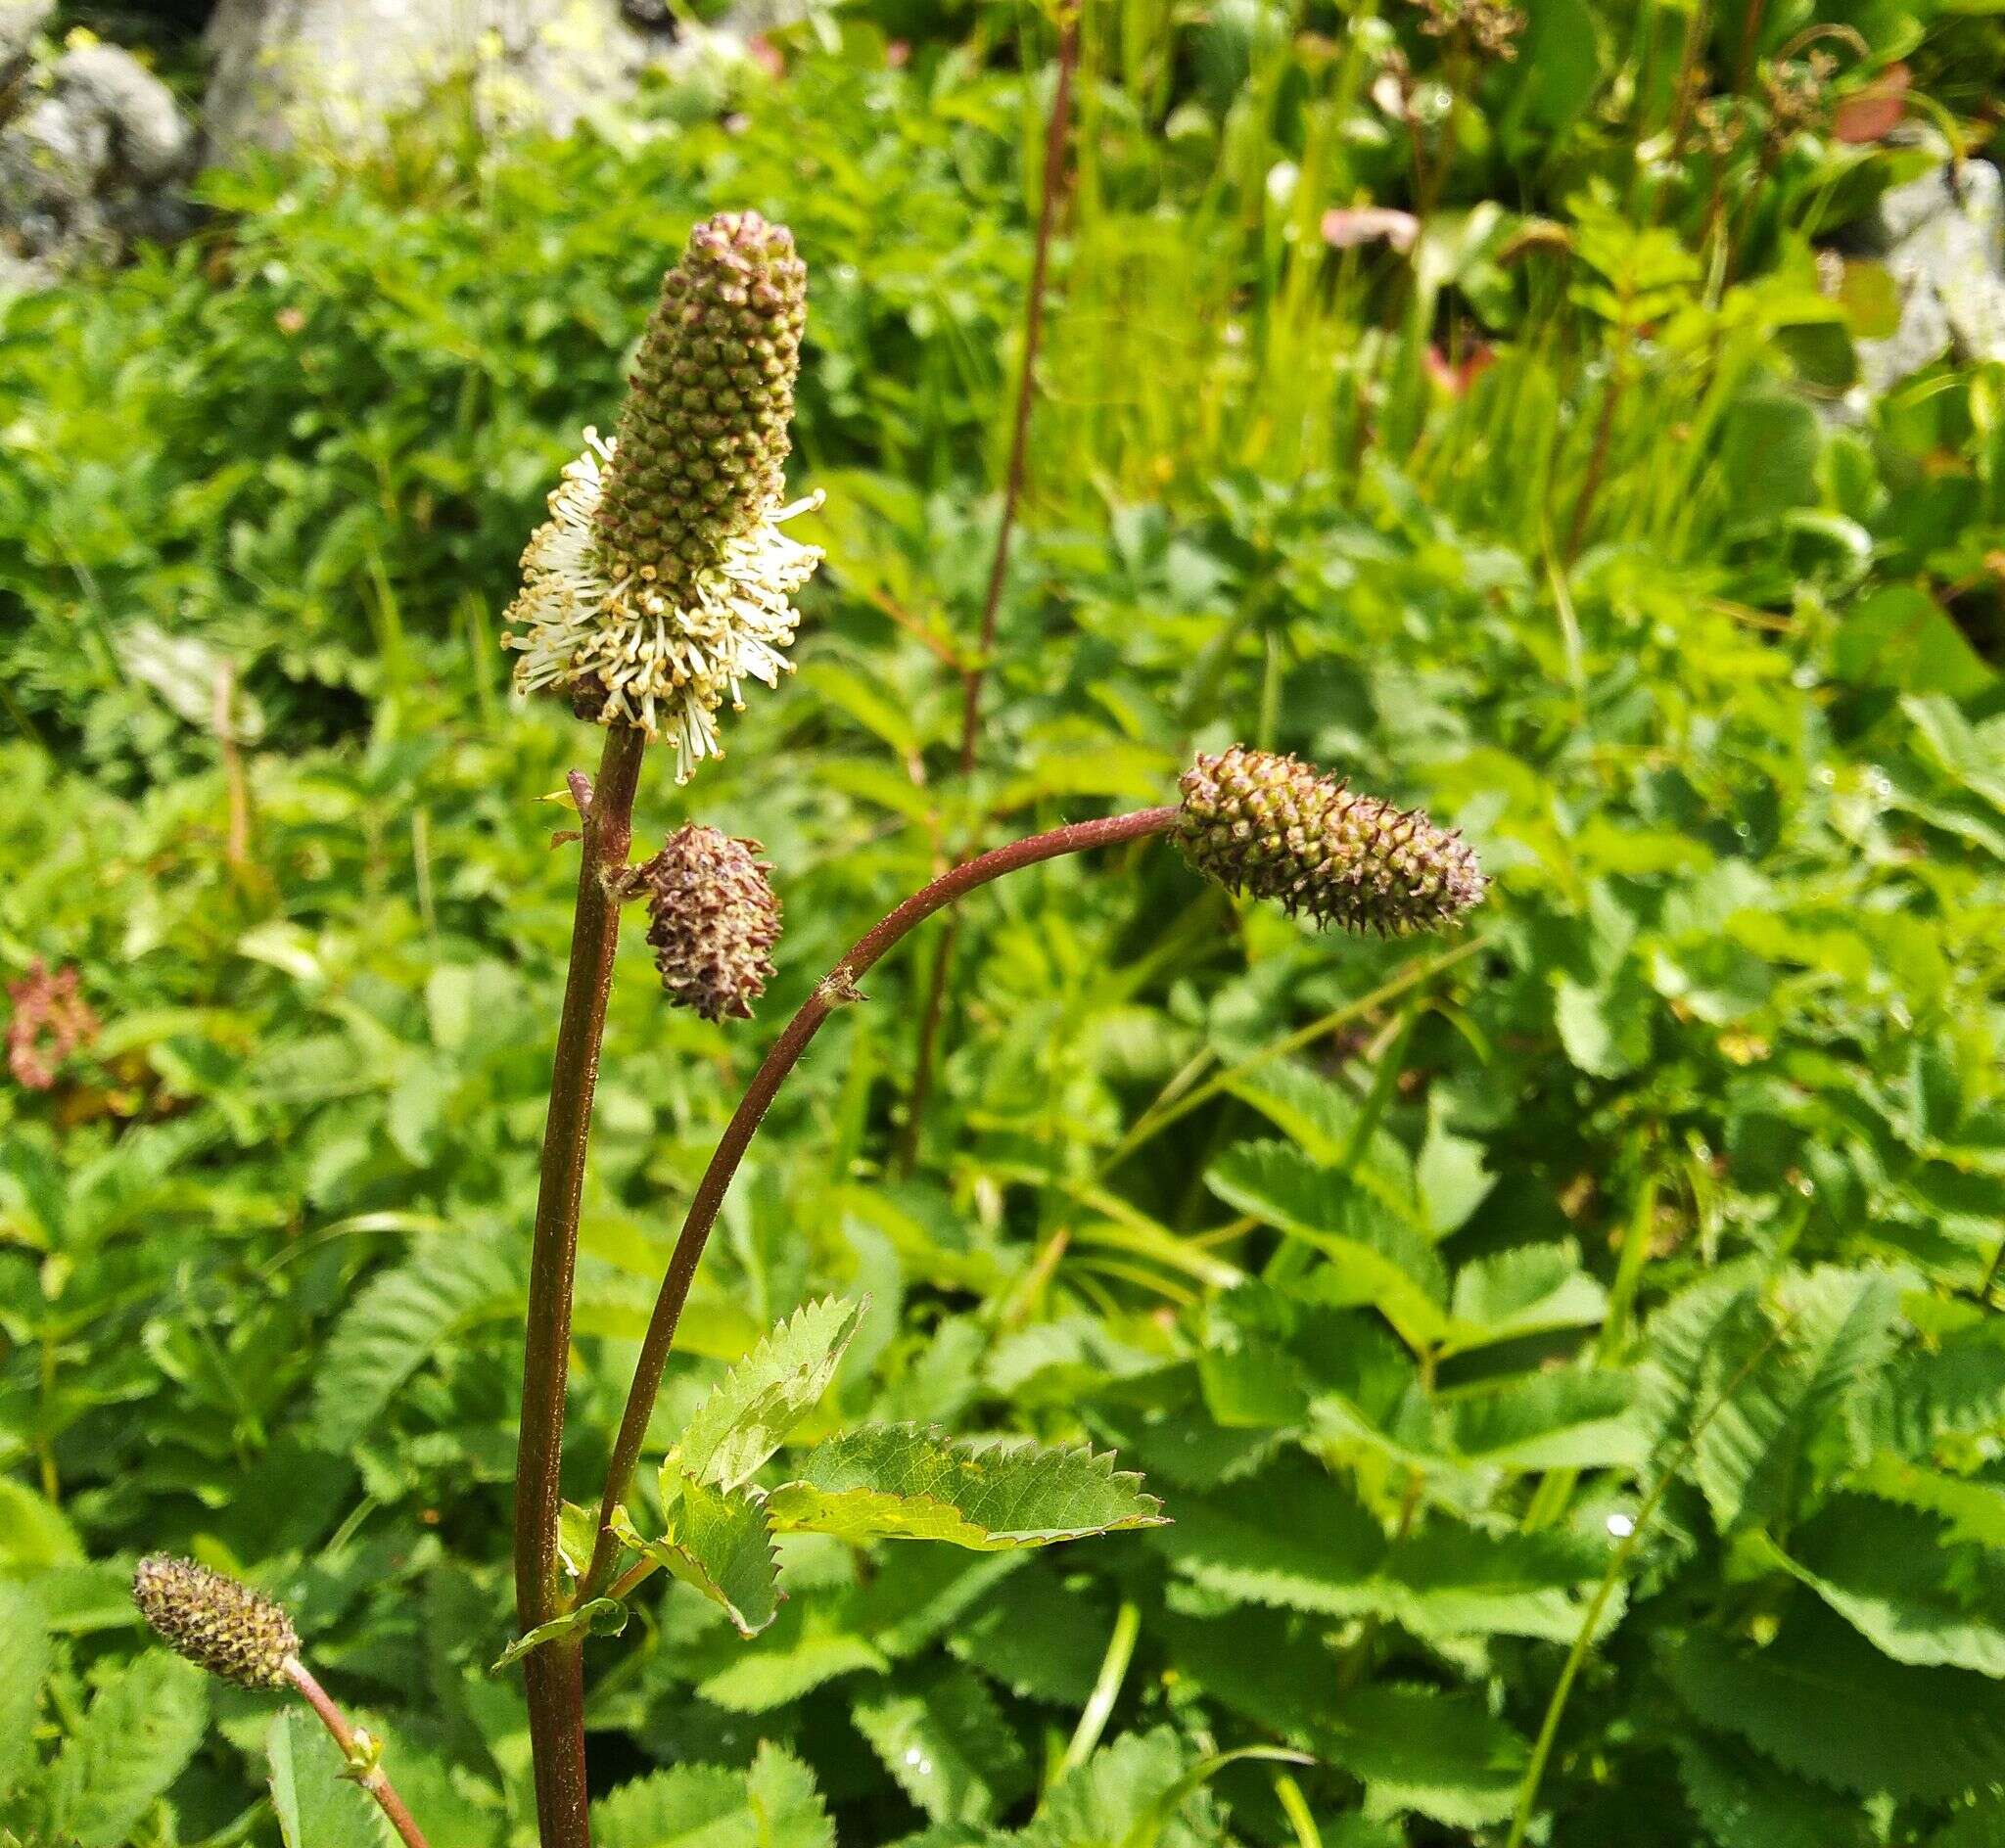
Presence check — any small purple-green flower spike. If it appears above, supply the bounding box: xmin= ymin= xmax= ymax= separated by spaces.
xmin=1178 ymin=745 xmax=1485 ymax=936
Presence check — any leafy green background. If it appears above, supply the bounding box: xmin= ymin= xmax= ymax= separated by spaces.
xmin=6 ymin=0 xmax=2005 ymax=1842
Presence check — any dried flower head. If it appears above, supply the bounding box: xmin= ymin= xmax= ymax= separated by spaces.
xmin=1409 ymin=0 xmax=1525 ymax=60
xmin=6 ymin=958 xmax=99 ymax=1091
xmin=1178 ymin=746 xmax=1485 ymax=935
xmin=505 ymin=210 xmax=821 ymax=781
xmin=641 ymin=824 xmax=782 ymax=1021
xmin=134 ymin=1554 xmax=300 ymax=1690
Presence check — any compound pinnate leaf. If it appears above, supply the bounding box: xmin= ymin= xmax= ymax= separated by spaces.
xmin=766 ymin=1423 xmax=1166 ymax=1550
xmin=1693 ymin=1267 xmax=1901 ymax=1536
xmin=313 ymin=1234 xmax=527 ymax=1452
xmin=52 ymin=1652 xmax=209 ymax=1848
xmin=1662 ymin=1606 xmax=2005 ymax=1801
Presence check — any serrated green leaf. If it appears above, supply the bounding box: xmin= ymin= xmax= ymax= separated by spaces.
xmin=0 ymin=1580 xmax=50 ymax=1793
xmin=695 ymin=1606 xmax=888 ymax=1711
xmin=1017 ymin=1728 xmax=1228 ymax=1848
xmin=559 ymin=1501 xmax=601 ymax=1582
xmin=1381 ymin=1521 xmax=1619 ymax=1643
xmin=947 ymin=1563 xmax=1107 ymax=1705
xmin=1780 ymin=1493 xmax=2005 ymax=1676
xmin=673 ymin=1298 xmax=868 ymax=1497
xmin=313 ymin=1233 xmax=526 ymax=1451
xmin=1441 ymin=1241 xmax=1608 ymax=1356
xmin=1855 ymin=1454 xmax=2005 ymax=1550
xmin=1662 ymin=1606 xmax=2005 ymax=1800
xmin=1149 ymin=1455 xmax=1384 ymax=1616
xmin=268 ymin=1709 xmax=394 ymax=1848
xmin=766 ymin=1424 xmax=1165 ymax=1549
xmin=1205 ymin=1141 xmax=1448 ymax=1348
xmin=52 ymin=1652 xmax=209 ymax=1848
xmin=1448 ymin=1370 xmax=1647 ymax=1470
xmin=1672 ymin=1726 xmax=1868 ymax=1848
xmin=492 ymin=1595 xmax=629 ymax=1670
xmin=1869 ymin=1327 xmax=2005 ymax=1455
xmin=593 ymin=1742 xmax=833 ymax=1848
xmin=615 ymin=1483 xmax=781 ymax=1639
xmin=1324 ymin=1684 xmax=1527 ymax=1827
xmin=1693 ymin=1268 xmax=1901 ymax=1536
xmin=1155 ymin=1456 xmax=1612 ymax=1640
xmin=853 ymin=1665 xmax=1032 ymax=1825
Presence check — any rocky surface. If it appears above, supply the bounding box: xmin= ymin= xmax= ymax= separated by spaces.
xmin=202 ymin=0 xmax=674 ymax=154
xmin=1848 ymin=152 xmax=2005 ymax=397
xmin=0 ymin=25 xmax=198 ymax=295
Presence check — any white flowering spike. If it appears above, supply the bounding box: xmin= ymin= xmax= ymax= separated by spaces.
xmin=503 ymin=211 xmax=821 ymax=782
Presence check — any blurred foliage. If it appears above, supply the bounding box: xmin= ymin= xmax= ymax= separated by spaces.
xmin=5 ymin=0 xmax=2005 ymax=1844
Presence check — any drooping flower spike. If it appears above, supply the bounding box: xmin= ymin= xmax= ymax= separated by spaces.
xmin=1177 ymin=745 xmax=1485 ymax=935
xmin=134 ymin=1554 xmax=301 ymax=1691
xmin=506 ymin=211 xmax=821 ymax=781
xmin=641 ymin=823 xmax=782 ymax=1022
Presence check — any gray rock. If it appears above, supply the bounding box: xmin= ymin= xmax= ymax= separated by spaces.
xmin=0 ymin=38 xmax=197 ymax=291
xmin=202 ymin=0 xmax=674 ymax=155
xmin=1850 ymin=155 xmax=2005 ymax=398
xmin=54 ymin=42 xmax=197 ymax=183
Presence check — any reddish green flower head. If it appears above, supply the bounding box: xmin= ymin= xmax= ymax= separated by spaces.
xmin=134 ymin=1554 xmax=300 ymax=1690
xmin=1178 ymin=746 xmax=1485 ymax=936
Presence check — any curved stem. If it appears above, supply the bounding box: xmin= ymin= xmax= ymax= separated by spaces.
xmin=514 ymin=721 xmax=647 ymax=1848
xmin=285 ymin=1659 xmax=433 ymax=1848
xmin=581 ymin=804 xmax=1179 ymax=1598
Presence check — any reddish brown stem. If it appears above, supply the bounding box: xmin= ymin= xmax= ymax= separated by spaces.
xmin=581 ymin=805 xmax=1180 ymax=1597
xmin=1565 ymin=335 xmax=1629 ymax=563
xmin=904 ymin=10 xmax=1080 ymax=1175
xmin=285 ymin=1659 xmax=433 ymax=1848
xmin=956 ymin=4 xmax=1079 ymax=774
xmin=514 ymin=721 xmax=647 ymax=1848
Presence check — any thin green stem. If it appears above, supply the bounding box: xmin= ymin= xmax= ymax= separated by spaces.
xmin=1063 ymin=1599 xmax=1141 ymax=1773
xmin=514 ymin=722 xmax=647 ymax=1848
xmin=582 ymin=806 xmax=1181 ymax=1600
xmin=1504 ymin=1310 xmax=1795 ymax=1848
xmin=1105 ymin=934 xmax=1490 ymax=1172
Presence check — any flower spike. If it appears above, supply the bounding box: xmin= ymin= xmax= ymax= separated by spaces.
xmin=134 ymin=1554 xmax=300 ymax=1690
xmin=641 ymin=823 xmax=782 ymax=1022
xmin=1177 ymin=746 xmax=1485 ymax=935
xmin=505 ymin=211 xmax=821 ymax=781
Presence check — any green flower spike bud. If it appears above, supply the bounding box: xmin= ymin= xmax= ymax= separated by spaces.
xmin=505 ymin=210 xmax=821 ymax=782
xmin=641 ymin=823 xmax=782 ymax=1022
xmin=134 ymin=1554 xmax=300 ymax=1691
xmin=1178 ymin=745 xmax=1485 ymax=936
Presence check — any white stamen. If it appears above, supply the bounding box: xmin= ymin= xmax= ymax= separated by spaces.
xmin=502 ymin=433 xmax=822 ymax=783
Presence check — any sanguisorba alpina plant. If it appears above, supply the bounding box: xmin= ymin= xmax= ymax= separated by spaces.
xmin=130 ymin=208 xmax=1487 ymax=1848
